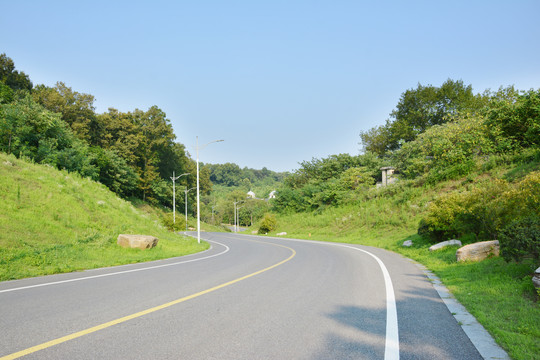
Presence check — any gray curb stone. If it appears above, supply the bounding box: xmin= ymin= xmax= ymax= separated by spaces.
xmin=414 ymin=262 xmax=510 ymax=360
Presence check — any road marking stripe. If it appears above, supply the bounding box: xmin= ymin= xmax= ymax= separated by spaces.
xmin=0 ymin=240 xmax=230 ymax=294
xmin=263 ymin=236 xmax=400 ymax=360
xmin=0 ymin=241 xmax=296 ymax=360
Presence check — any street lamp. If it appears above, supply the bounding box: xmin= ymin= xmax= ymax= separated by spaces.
xmin=233 ymin=200 xmax=245 ymax=233
xmin=184 ymin=187 xmax=196 ymax=232
xmin=170 ymin=172 xmax=190 ymax=226
xmin=195 ymin=136 xmax=224 ymax=243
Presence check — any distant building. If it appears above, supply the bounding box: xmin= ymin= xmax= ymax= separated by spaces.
xmin=247 ymin=191 xmax=256 ymax=199
xmin=377 ymin=167 xmax=397 ymax=187
xmin=268 ymin=190 xmax=277 ymax=199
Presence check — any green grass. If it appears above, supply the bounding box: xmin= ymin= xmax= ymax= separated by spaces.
xmin=0 ymin=153 xmax=210 ymax=281
xmin=252 ymin=181 xmax=540 ymax=360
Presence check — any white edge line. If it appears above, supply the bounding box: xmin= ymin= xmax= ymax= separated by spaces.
xmin=0 ymin=239 xmax=229 ymax=294
xmin=261 ymin=236 xmax=400 ymax=360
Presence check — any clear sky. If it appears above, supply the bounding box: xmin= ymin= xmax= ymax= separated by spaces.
xmin=2 ymin=0 xmax=539 ymax=172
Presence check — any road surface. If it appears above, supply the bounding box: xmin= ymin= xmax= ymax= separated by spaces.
xmin=0 ymin=232 xmax=483 ymax=359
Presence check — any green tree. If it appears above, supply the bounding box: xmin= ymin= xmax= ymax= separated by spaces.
xmin=361 ymin=79 xmax=486 ymax=155
xmin=32 ymin=82 xmax=98 ymax=143
xmin=0 ymin=82 xmax=14 ymax=104
xmin=0 ymin=94 xmax=72 ymax=158
xmin=485 ymin=88 xmax=540 ymax=150
xmin=209 ymin=162 xmax=242 ymax=186
xmin=0 ymin=53 xmax=32 ymax=91
xmin=95 ymin=108 xmax=141 ymax=166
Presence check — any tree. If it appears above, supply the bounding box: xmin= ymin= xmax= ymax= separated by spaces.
xmin=95 ymin=108 xmax=141 ymax=166
xmin=360 ymin=79 xmax=486 ymax=155
xmin=32 ymin=82 xmax=98 ymax=143
xmin=0 ymin=53 xmax=32 ymax=91
xmin=209 ymin=162 xmax=242 ymax=186
xmin=0 ymin=82 xmax=14 ymax=104
xmin=485 ymin=88 xmax=540 ymax=150
xmin=0 ymin=94 xmax=72 ymax=158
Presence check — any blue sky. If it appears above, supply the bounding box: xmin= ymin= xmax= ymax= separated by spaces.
xmin=2 ymin=0 xmax=539 ymax=172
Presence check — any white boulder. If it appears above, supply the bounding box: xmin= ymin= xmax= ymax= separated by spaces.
xmin=429 ymin=239 xmax=462 ymax=252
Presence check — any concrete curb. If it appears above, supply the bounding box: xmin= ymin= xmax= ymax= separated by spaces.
xmin=414 ymin=262 xmax=510 ymax=360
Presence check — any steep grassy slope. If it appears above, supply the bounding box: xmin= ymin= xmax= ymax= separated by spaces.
xmin=0 ymin=152 xmax=209 ymax=281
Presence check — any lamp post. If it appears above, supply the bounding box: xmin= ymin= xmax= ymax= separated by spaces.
xmin=170 ymin=172 xmax=190 ymax=226
xmin=233 ymin=200 xmax=244 ymax=233
xmin=184 ymin=187 xmax=196 ymax=232
xmin=195 ymin=136 xmax=224 ymax=243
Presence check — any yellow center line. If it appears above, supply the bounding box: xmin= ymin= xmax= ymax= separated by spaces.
xmin=1 ymin=241 xmax=296 ymax=360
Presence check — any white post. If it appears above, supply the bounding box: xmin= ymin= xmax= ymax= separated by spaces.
xmin=171 ymin=172 xmax=190 ymax=226
xmin=184 ymin=187 xmax=195 ymax=232
xmin=195 ymin=137 xmax=224 ymax=244
xmin=196 ymin=137 xmax=200 ymax=243
xmin=173 ymin=171 xmax=176 ymax=224
xmin=233 ymin=200 xmax=244 ymax=233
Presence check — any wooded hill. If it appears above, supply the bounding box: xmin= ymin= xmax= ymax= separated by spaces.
xmin=0 ymin=53 xmax=283 ymax=225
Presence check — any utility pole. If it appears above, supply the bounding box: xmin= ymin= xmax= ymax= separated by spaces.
xmin=233 ymin=200 xmax=244 ymax=233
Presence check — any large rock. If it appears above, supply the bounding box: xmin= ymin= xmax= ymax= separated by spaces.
xmin=429 ymin=239 xmax=462 ymax=252
xmin=117 ymin=234 xmax=158 ymax=250
xmin=456 ymin=240 xmax=499 ymax=262
xmin=533 ymin=267 xmax=540 ymax=289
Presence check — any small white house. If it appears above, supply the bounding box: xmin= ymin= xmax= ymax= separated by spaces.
xmin=247 ymin=191 xmax=256 ymax=199
xmin=268 ymin=190 xmax=277 ymax=199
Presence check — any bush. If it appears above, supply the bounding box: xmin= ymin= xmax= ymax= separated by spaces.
xmin=499 ymin=216 xmax=540 ymax=262
xmin=258 ymin=213 xmax=277 ymax=234
xmin=419 ymin=172 xmax=540 ymax=243
xmin=394 ymin=114 xmax=495 ymax=181
xmin=161 ymin=213 xmax=187 ymax=232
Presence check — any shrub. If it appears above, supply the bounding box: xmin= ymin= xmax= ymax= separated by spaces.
xmin=394 ymin=114 xmax=495 ymax=180
xmin=499 ymin=216 xmax=540 ymax=262
xmin=161 ymin=213 xmax=187 ymax=232
xmin=258 ymin=213 xmax=277 ymax=234
xmin=418 ymin=192 xmax=463 ymax=243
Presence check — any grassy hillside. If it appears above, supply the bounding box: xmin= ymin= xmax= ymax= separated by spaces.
xmin=0 ymin=152 xmax=209 ymax=281
xmin=253 ymin=163 xmax=540 ymax=360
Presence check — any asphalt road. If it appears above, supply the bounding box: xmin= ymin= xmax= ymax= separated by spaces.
xmin=0 ymin=233 xmax=484 ymax=359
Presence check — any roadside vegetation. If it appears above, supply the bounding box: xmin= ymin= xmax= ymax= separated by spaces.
xmin=0 ymin=152 xmax=210 ymax=281
xmin=255 ymin=80 xmax=540 ymax=360
xmin=2 ymin=54 xmax=539 ymax=358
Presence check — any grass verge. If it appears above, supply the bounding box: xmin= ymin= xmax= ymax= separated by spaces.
xmin=251 ymin=185 xmax=539 ymax=360
xmin=0 ymin=153 xmax=210 ymax=281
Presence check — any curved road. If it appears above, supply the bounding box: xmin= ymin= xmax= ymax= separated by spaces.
xmin=0 ymin=233 xmax=483 ymax=359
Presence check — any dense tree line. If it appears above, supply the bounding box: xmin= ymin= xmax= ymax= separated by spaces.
xmin=274 ymin=79 xmax=539 ymax=218
xmin=359 ymin=79 xmax=488 ymax=156
xmin=272 ymin=153 xmax=387 ymax=212
xmin=200 ymin=164 xmax=287 ymax=226
xmin=206 ymin=162 xmax=286 ymax=188
xmin=274 ymin=78 xmax=539 ymax=261
xmin=0 ymin=54 xmax=207 ymax=211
